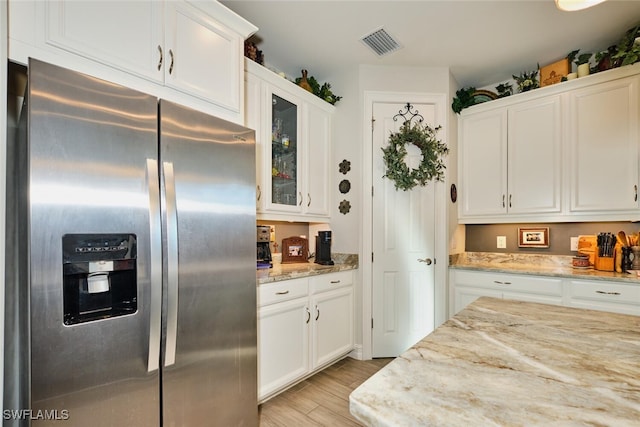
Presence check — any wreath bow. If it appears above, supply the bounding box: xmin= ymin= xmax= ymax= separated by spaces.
xmin=382 ymin=121 xmax=448 ymax=191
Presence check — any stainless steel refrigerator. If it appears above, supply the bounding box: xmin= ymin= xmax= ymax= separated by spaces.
xmin=5 ymin=59 xmax=257 ymax=426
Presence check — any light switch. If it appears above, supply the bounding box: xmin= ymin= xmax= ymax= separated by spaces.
xmin=497 ymin=236 xmax=507 ymax=249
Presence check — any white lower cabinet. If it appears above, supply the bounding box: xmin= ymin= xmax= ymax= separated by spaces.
xmin=257 ymin=271 xmax=354 ymax=402
xmin=566 ymin=279 xmax=640 ymax=315
xmin=451 ymin=269 xmax=640 ymax=317
xmin=450 ymin=270 xmax=563 ymax=315
xmin=310 ymin=277 xmax=354 ymax=369
xmin=258 ymin=294 xmax=309 ymax=400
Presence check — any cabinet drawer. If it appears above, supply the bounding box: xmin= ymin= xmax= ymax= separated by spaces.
xmin=309 ymin=270 xmax=354 ymax=294
xmin=454 ymin=270 xmax=562 ymax=296
xmin=568 ymin=279 xmax=640 ymax=306
xmin=258 ymin=278 xmax=308 ymax=307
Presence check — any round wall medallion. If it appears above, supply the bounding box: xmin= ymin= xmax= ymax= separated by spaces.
xmin=339 ymin=159 xmax=351 ymax=175
xmin=450 ymin=183 xmax=457 ymax=203
xmin=339 ymin=179 xmax=351 ymax=194
xmin=339 ymin=199 xmax=351 ymax=215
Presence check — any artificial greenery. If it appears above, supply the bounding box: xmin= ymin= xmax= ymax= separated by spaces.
xmin=513 ymin=70 xmax=539 ymax=92
xmin=612 ymin=24 xmax=640 ymax=67
xmin=381 ymin=121 xmax=448 ymax=191
xmin=495 ymin=82 xmax=513 ymax=98
xmin=450 ymin=22 xmax=640 ymax=114
xmin=567 ymin=49 xmax=593 ymax=68
xmin=294 ymin=74 xmax=342 ymax=105
xmin=451 ymin=87 xmax=476 ymax=114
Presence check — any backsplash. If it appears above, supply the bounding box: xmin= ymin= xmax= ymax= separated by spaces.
xmin=465 ymin=222 xmax=640 ymax=255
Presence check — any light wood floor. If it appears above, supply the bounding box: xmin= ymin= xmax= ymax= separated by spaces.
xmin=259 ymin=357 xmax=393 ymax=426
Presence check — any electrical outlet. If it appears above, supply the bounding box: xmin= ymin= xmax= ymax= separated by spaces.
xmin=570 ymin=236 xmax=579 ymax=251
xmin=497 ymin=236 xmax=507 ymax=249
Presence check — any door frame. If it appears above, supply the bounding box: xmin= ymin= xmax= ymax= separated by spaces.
xmin=360 ymin=91 xmax=449 ymax=360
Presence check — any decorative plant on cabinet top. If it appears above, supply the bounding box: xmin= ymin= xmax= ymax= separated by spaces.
xmin=295 ymin=70 xmax=342 ymax=105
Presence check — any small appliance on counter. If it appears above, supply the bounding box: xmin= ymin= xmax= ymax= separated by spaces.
xmin=257 ymin=225 xmax=273 ymax=269
xmin=315 ymin=231 xmax=334 ymax=265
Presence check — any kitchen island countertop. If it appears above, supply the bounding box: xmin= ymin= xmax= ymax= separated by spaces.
xmin=350 ymin=297 xmax=640 ymax=426
xmin=257 ymin=253 xmax=357 ymax=285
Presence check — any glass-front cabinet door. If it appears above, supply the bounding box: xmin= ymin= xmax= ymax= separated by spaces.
xmin=268 ymin=91 xmax=302 ymax=212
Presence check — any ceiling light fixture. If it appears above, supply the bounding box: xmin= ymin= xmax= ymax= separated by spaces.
xmin=555 ymin=0 xmax=607 ymax=11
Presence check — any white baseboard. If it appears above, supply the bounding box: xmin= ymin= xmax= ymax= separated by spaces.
xmin=348 ymin=344 xmax=363 ymax=360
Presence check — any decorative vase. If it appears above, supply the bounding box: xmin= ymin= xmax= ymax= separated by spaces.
xmin=577 ymin=63 xmax=590 ymax=78
xmin=297 ymin=70 xmax=313 ymax=93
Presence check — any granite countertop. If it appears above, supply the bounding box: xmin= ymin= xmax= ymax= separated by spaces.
xmin=450 ymin=252 xmax=640 ymax=284
xmin=349 ymin=297 xmax=640 ymax=426
xmin=256 ymin=253 xmax=358 ymax=285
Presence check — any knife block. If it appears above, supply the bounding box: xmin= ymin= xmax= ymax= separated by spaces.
xmin=594 ymin=251 xmax=614 ymax=272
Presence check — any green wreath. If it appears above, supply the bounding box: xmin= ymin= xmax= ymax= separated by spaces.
xmin=382 ymin=121 xmax=448 ymax=191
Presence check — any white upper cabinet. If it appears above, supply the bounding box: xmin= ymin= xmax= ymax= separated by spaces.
xmin=164 ymin=2 xmax=245 ymax=112
xmin=246 ymin=59 xmax=334 ymax=222
xmin=568 ymin=75 xmax=639 ymax=216
xmin=9 ymin=0 xmax=257 ymax=123
xmin=459 ymin=96 xmax=561 ymax=220
xmin=458 ymin=63 xmax=640 ymax=223
xmin=460 ymin=109 xmax=507 ymax=217
xmin=507 ymin=96 xmax=562 ymax=215
xmin=304 ymin=102 xmax=332 ymax=217
xmin=44 ymin=2 xmax=163 ymax=82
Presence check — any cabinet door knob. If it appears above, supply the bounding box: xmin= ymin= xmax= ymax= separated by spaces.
xmin=493 ymin=281 xmax=512 ymax=285
xmin=502 ymin=194 xmax=505 ymax=208
xmin=417 ymin=258 xmax=432 ymax=265
xmin=509 ymin=194 xmax=512 ymax=208
xmin=307 ymin=193 xmax=311 ymax=207
xmin=306 ymin=307 xmax=311 ymax=324
xmin=330 ymin=280 xmax=341 ymax=284
xmin=275 ymin=290 xmax=289 ymax=295
xmin=157 ymin=45 xmax=163 ymax=71
xmin=315 ymin=306 xmax=320 ymax=321
xmin=256 ymin=185 xmax=261 ymax=201
xmin=298 ymin=192 xmax=303 ymax=206
xmin=635 ymin=185 xmax=638 ymax=202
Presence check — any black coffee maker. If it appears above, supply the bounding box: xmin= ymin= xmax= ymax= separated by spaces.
xmin=315 ymin=231 xmax=334 ymax=265
xmin=257 ymin=226 xmax=272 ymax=269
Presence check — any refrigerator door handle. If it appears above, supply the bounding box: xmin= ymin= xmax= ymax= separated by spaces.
xmin=163 ymin=161 xmax=179 ymax=367
xmin=147 ymin=159 xmax=162 ymax=372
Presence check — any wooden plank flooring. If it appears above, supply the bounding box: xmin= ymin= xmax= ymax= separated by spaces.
xmin=259 ymin=357 xmax=393 ymax=426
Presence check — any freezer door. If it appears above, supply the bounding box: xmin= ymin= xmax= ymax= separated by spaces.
xmin=27 ymin=60 xmax=161 ymax=426
xmin=159 ymin=100 xmax=257 ymax=426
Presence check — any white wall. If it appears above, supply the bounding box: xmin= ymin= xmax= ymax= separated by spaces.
xmin=448 ymin=70 xmax=466 ymax=255
xmin=326 ymin=64 xmax=452 ymax=254
xmin=324 ymin=65 xmax=361 ymax=255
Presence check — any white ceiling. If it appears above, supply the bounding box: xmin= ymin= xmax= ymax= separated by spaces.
xmin=221 ymin=0 xmax=640 ymax=89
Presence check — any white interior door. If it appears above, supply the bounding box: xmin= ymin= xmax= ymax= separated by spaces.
xmin=372 ymin=102 xmax=436 ymax=357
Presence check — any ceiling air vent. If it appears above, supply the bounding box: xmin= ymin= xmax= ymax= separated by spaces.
xmin=360 ymin=27 xmax=403 ymax=57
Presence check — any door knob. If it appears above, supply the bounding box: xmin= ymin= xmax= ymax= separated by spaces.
xmin=417 ymin=258 xmax=432 ymax=265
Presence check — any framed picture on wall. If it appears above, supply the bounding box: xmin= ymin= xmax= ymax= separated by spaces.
xmin=518 ymin=227 xmax=549 ymax=248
